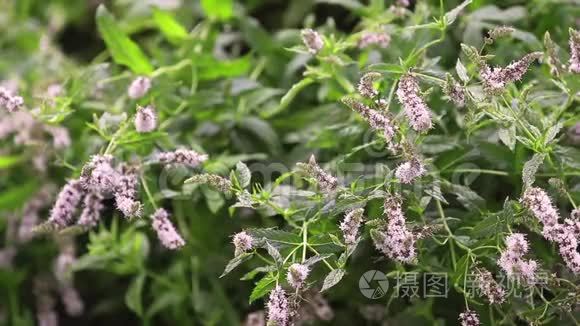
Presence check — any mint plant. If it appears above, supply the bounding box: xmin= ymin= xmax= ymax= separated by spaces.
xmin=0 ymin=0 xmax=579 ymax=325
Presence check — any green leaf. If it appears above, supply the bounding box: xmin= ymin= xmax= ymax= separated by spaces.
xmin=274 ymin=78 xmax=314 ymax=116
xmin=125 ymin=273 xmax=146 ymax=317
xmin=0 ymin=181 xmax=38 ymax=210
xmin=522 ymin=153 xmax=546 ymax=189
xmin=235 ymin=161 xmax=251 ymax=188
xmin=249 ymin=274 xmax=276 ymax=303
xmin=321 ymin=269 xmax=345 ymax=292
xmin=498 ymin=126 xmax=516 ymax=151
xmin=220 ymin=253 xmax=253 ymax=278
xmin=455 ymin=59 xmax=469 ymax=83
xmin=0 ymin=155 xmax=22 ymax=169
xmin=96 ymin=5 xmax=153 ymax=74
xmin=197 ymin=55 xmax=252 ymax=80
xmin=201 ymin=0 xmax=233 ymax=21
xmin=152 ymin=8 xmax=188 ymax=44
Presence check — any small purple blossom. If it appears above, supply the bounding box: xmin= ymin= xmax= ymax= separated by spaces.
xmin=157 ymin=149 xmax=208 ymax=168
xmin=301 ymin=29 xmax=324 ymax=54
xmin=127 ymin=76 xmax=151 ymax=99
xmin=45 ymin=126 xmax=71 ymax=149
xmin=358 ymin=31 xmax=391 ymax=49
xmin=19 ymin=184 xmax=55 ymax=242
xmin=233 ymin=231 xmax=254 ymax=256
xmin=395 ymin=158 xmax=426 ymax=184
xmin=342 ymin=97 xmax=396 ymax=142
xmin=340 ymin=208 xmax=364 ymax=245
xmin=474 ymin=268 xmax=505 ymax=304
xmin=459 ymin=310 xmax=480 ymax=326
xmin=479 ymin=52 xmax=542 ymax=94
xmin=296 ymin=155 xmax=338 ymax=195
xmin=498 ymin=233 xmax=538 ymax=283
xmin=48 ymin=180 xmax=84 ymax=229
xmin=134 ymin=105 xmax=157 ymax=133
xmin=569 ymin=29 xmax=580 ymax=73
xmin=287 ymin=263 xmax=309 ymax=289
xmin=0 ymin=86 xmax=24 ymax=112
xmin=78 ymin=192 xmax=104 ymax=228
xmin=267 ymin=286 xmax=290 ymax=326
xmin=396 ymin=74 xmax=432 ymax=131
xmin=59 ymin=285 xmax=84 ymax=317
xmin=80 ymin=155 xmax=117 ymax=193
xmin=185 ymin=174 xmax=232 ymax=193
xmin=244 ymin=310 xmax=265 ymax=326
xmin=357 ymin=72 xmax=382 ymax=98
xmin=151 ymin=208 xmax=185 ymax=250
xmin=114 ymin=168 xmax=142 ymax=218
xmin=373 ymin=196 xmax=417 ymax=263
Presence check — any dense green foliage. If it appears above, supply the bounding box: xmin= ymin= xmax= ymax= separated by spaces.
xmin=0 ymin=0 xmax=579 ymax=325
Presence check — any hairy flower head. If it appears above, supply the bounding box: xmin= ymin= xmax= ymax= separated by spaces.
xmin=396 ymin=74 xmax=432 ymax=131
xmin=267 ymin=286 xmax=290 ymax=326
xmin=301 ymin=29 xmax=324 ymax=54
xmin=127 ymin=76 xmax=151 ymax=99
xmin=134 ymin=105 xmax=157 ymax=133
xmin=151 ymin=208 xmax=185 ymax=250
xmin=233 ymin=231 xmax=254 ymax=256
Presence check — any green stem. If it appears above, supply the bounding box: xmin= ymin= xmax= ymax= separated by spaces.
xmin=307 ymin=244 xmax=335 ymax=271
xmin=140 ymin=174 xmax=158 ymax=211
xmin=436 ymin=200 xmax=457 ymax=270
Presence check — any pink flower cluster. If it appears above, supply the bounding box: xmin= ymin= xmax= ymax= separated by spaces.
xmin=47 ymin=180 xmax=84 ymax=229
xmin=151 ymin=208 xmax=185 ymax=250
xmin=186 ymin=174 xmax=232 ymax=193
xmin=358 ymin=31 xmax=391 ymax=49
xmin=569 ymin=29 xmax=580 ymax=73
xmin=157 ymin=149 xmax=208 ymax=168
xmin=78 ymin=192 xmax=104 ymax=228
xmin=339 ymin=208 xmax=364 ymax=245
xmin=0 ymin=86 xmax=24 ymax=112
xmin=267 ymin=286 xmax=291 ymax=326
xmin=343 ymin=97 xmax=396 ymax=142
xmin=296 ymin=155 xmax=338 ymax=195
xmin=127 ymin=76 xmax=151 ymax=99
xmin=396 ymin=74 xmax=432 ymax=131
xmin=301 ymin=29 xmax=324 ymax=54
xmin=373 ymin=196 xmax=417 ymax=263
xmin=233 ymin=231 xmax=254 ymax=256
xmin=19 ymin=184 xmax=55 ymax=242
xmin=134 ymin=105 xmax=157 ymax=133
xmin=498 ymin=233 xmax=538 ymax=283
xmin=395 ymin=158 xmax=426 ymax=184
xmin=479 ymin=52 xmax=542 ymax=94
xmin=287 ymin=263 xmax=310 ymax=289
xmin=521 ymin=187 xmax=580 ymax=274
xmin=459 ymin=310 xmax=480 ymax=326
xmin=474 ymin=268 xmax=505 ymax=304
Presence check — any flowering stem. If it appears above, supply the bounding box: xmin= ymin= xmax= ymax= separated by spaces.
xmin=306 ymin=244 xmax=334 ymax=271
xmin=140 ymin=174 xmax=158 ymax=211
xmin=301 ymin=221 xmax=308 ymax=263
xmin=436 ymin=200 xmax=457 ymax=270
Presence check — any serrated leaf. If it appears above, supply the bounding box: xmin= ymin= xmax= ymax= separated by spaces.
xmin=96 ymin=5 xmax=153 ymax=74
xmin=498 ymin=126 xmax=516 ymax=151
xmin=455 ymin=59 xmax=469 ymax=83
xmin=249 ymin=274 xmax=276 ymax=303
xmin=543 ymin=122 xmax=562 ymax=146
xmin=220 ymin=253 xmax=253 ymax=278
xmin=265 ymin=242 xmax=283 ymax=264
xmin=321 ymin=269 xmax=345 ymax=292
xmin=240 ymin=266 xmax=275 ymax=281
xmin=522 ymin=153 xmax=546 ymax=189
xmin=303 ymin=254 xmax=333 ymax=267
xmin=236 ymin=161 xmax=251 ymax=188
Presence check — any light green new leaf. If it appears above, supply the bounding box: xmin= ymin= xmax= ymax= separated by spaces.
xmin=249 ymin=274 xmax=276 ymax=303
xmin=201 ymin=0 xmax=233 ymax=21
xmin=152 ymin=8 xmax=188 ymax=44
xmin=96 ymin=5 xmax=153 ymax=74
